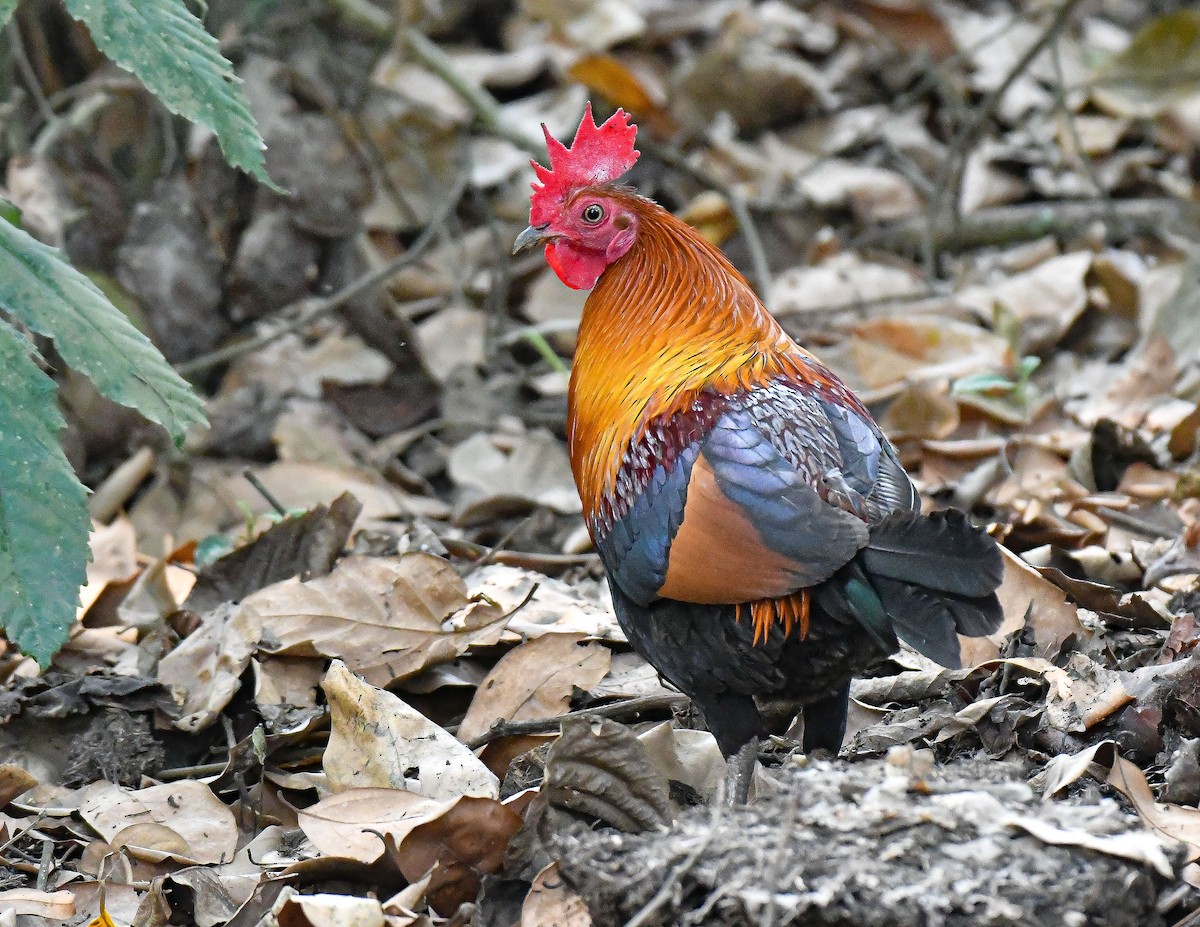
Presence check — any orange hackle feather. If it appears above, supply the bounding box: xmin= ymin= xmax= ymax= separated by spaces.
xmin=566 ymin=190 xmax=843 ymax=643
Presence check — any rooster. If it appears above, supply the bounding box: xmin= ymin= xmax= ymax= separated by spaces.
xmin=514 ymin=106 xmax=1005 ymax=801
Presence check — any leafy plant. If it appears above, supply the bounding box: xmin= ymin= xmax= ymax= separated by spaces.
xmin=0 ymin=0 xmax=278 ymax=663
xmin=952 ymin=354 xmax=1042 ymax=406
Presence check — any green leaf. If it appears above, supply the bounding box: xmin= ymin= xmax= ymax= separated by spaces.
xmin=0 ymin=0 xmax=18 ymax=28
xmin=0 ymin=194 xmax=21 ymax=226
xmin=952 ymin=372 xmax=1017 ymax=396
xmin=0 ymin=320 xmax=90 ymax=665
xmin=1016 ymin=355 xmax=1041 ymax=381
xmin=62 ymin=0 xmax=279 ymax=189
xmin=0 ymin=216 xmax=207 ymax=444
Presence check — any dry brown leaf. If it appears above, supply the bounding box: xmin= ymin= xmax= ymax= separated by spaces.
xmin=466 ymin=564 xmax=621 ymax=640
xmin=1043 ymin=653 xmax=1132 ymax=733
xmin=157 ymin=602 xmax=263 ymax=732
xmin=110 ymin=822 xmax=193 ymax=862
xmin=637 ymin=722 xmax=725 ymax=802
xmin=265 ymin=888 xmax=387 ymax=927
xmin=0 ymin=888 xmax=76 ymax=918
xmin=825 ymin=314 xmax=1011 ymax=400
xmin=449 ymin=430 xmax=582 ymax=517
xmin=79 ymin=518 xmax=139 ymax=617
xmin=954 ymin=253 xmax=1093 ymax=350
xmin=254 ymin=656 xmax=324 ymax=733
xmin=771 ymin=253 xmax=925 ymax=317
xmin=296 ymin=786 xmax=516 ymax=890
xmin=1037 ymin=740 xmax=1200 ymax=870
xmin=0 ymin=764 xmax=37 ymax=808
xmin=568 ymin=54 xmax=676 ymax=136
xmin=389 ymin=795 xmax=523 ymax=914
xmin=79 ymin=780 xmax=237 ymax=865
xmin=522 ymin=863 xmax=593 ymax=927
xmin=522 ymin=0 xmax=644 ymax=51
xmin=960 ymin=547 xmax=1085 ymax=666
xmin=130 ymin=461 xmax=446 ymax=557
xmin=323 ymin=660 xmax=499 ymax=799
xmin=249 ymin=553 xmax=508 ymax=687
xmin=220 ymin=329 xmax=392 ymax=399
xmin=457 ymin=634 xmax=611 ymax=743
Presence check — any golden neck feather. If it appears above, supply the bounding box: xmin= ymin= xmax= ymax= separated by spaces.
xmin=565 ymin=194 xmax=799 ymax=519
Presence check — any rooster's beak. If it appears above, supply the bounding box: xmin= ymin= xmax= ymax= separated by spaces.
xmin=513 ymin=224 xmax=555 ymax=254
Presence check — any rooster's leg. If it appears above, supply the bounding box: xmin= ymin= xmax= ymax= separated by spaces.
xmin=725 ymin=737 xmax=759 ymax=805
xmin=801 ymin=679 xmax=851 ymax=754
xmin=693 ymin=691 xmax=764 ymax=804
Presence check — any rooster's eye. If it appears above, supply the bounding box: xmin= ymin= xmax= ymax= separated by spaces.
xmin=582 ymin=203 xmax=605 ymax=224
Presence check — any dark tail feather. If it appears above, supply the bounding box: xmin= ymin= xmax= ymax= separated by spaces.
xmin=869 ymin=577 xmax=1003 ymax=668
xmin=862 ymin=509 xmax=1003 ymax=598
xmin=818 ymin=508 xmax=1005 ymax=668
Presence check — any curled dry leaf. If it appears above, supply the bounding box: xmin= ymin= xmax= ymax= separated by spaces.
xmin=157 ymin=602 xmax=263 ymax=732
xmin=457 ymin=633 xmax=611 ymax=744
xmin=248 ymin=553 xmax=509 ymax=687
xmin=322 ymin=660 xmax=499 ymax=799
xmin=954 ymin=252 xmax=1093 ymax=350
xmin=1037 ymin=740 xmax=1200 ymax=872
xmin=79 ymin=780 xmax=237 ymax=865
xmin=637 ymin=722 xmax=725 ymax=802
xmin=79 ymin=517 xmax=139 ymax=617
xmin=388 ymin=794 xmax=524 ymax=914
xmin=960 ymin=547 xmax=1086 ymax=667
xmin=265 ymin=888 xmax=388 ymax=927
xmin=771 ymin=253 xmax=925 ymax=317
xmin=110 ymin=821 xmax=192 ymax=862
xmin=826 ymin=314 xmax=1011 ymax=400
xmin=1043 ymin=652 xmax=1133 ymax=733
xmin=0 ymin=764 xmax=37 ymax=808
xmin=297 ymin=788 xmax=445 ymax=864
xmin=543 ymin=717 xmax=672 ymax=833
xmin=449 ymin=430 xmax=582 ymax=518
xmin=296 ymin=786 xmax=520 ymax=899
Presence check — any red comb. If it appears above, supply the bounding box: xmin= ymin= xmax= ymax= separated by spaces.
xmin=529 ymin=103 xmax=639 ymax=225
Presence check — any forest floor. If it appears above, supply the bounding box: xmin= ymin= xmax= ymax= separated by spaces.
xmin=4 ymin=0 xmax=1200 ymax=924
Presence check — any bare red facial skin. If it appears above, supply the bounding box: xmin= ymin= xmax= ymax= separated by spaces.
xmin=527 ymin=105 xmax=640 ymax=289
xmin=542 ymin=196 xmax=639 ymax=289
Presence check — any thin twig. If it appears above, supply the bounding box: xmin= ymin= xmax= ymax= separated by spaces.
xmin=728 ymin=189 xmax=772 ymax=301
xmin=402 ymin=28 xmax=541 ymax=156
xmin=464 ymin=693 xmax=688 ymax=750
xmin=243 ymin=469 xmax=288 ymax=517
xmin=856 ymin=197 xmax=1193 ymax=254
xmin=7 ymin=22 xmax=55 ymax=126
xmin=924 ymin=0 xmax=1086 ymax=272
xmin=177 ymin=180 xmax=465 ymax=376
xmin=440 ymin=535 xmax=600 ymax=574
xmin=323 ymin=0 xmax=392 ymax=37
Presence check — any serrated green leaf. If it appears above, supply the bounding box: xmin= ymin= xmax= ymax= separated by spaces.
xmin=0 ymin=0 xmax=18 ymax=28
xmin=0 ymin=320 xmax=90 ymax=665
xmin=0 ymin=216 xmax=207 ymax=443
xmin=62 ymin=0 xmax=279 ymax=189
